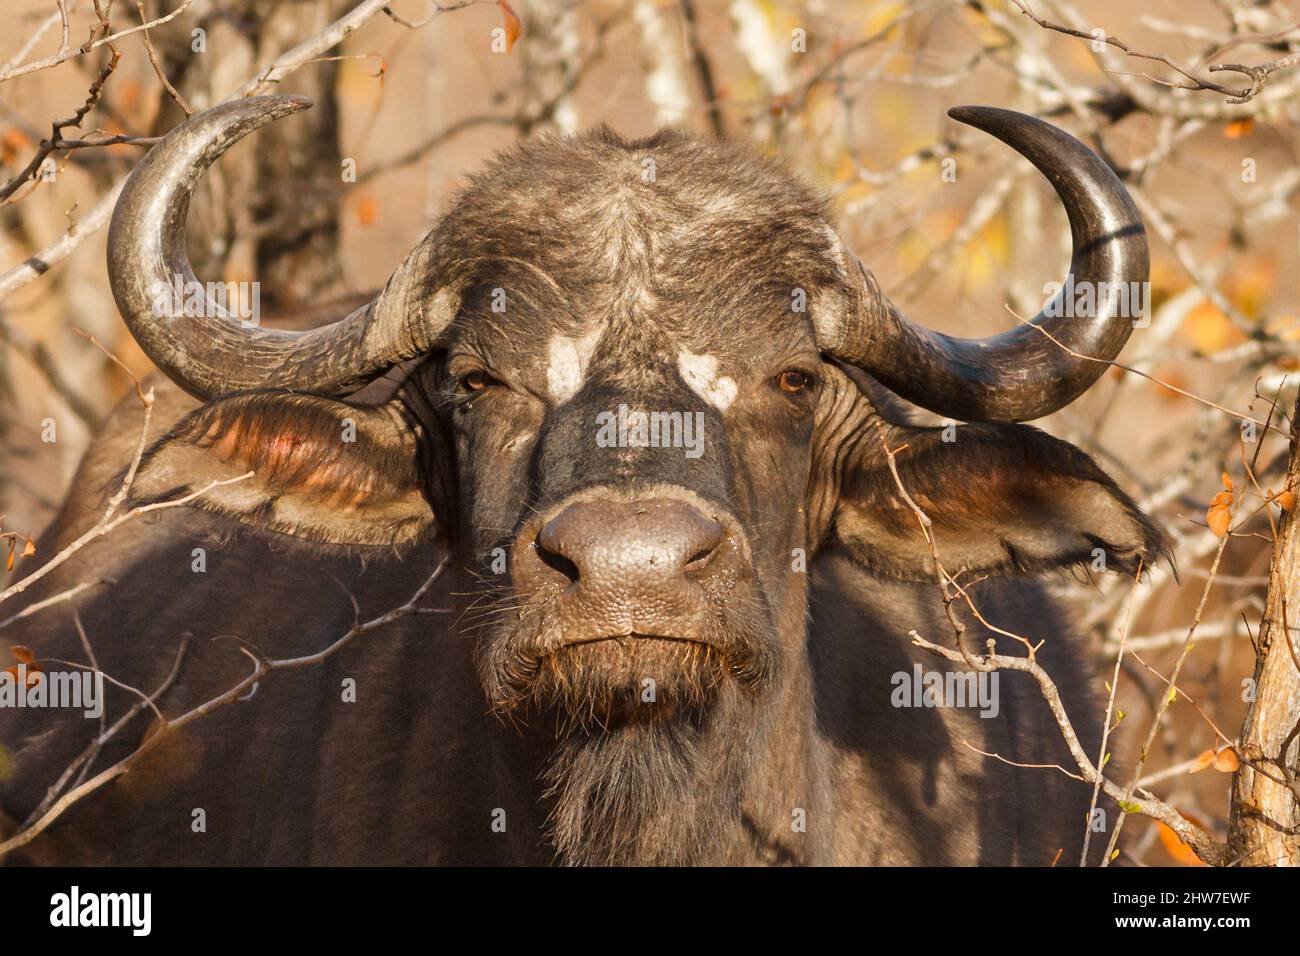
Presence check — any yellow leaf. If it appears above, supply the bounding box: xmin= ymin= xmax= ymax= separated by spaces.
xmin=1182 ymin=301 xmax=1244 ymax=352
xmin=865 ymin=1 xmax=906 ymax=36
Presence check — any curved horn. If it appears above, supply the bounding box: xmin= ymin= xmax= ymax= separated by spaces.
xmin=108 ymin=95 xmax=454 ymax=400
xmin=818 ymin=106 xmax=1148 ymax=422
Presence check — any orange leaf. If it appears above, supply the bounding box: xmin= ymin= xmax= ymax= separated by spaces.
xmin=1214 ymin=747 xmax=1240 ymax=772
xmin=499 ymin=1 xmax=523 ymax=52
xmin=0 ymin=127 xmax=30 ymax=163
xmin=10 ymin=645 xmax=34 ymax=664
xmin=1221 ymin=472 xmax=1234 ymax=494
xmin=1156 ymin=811 xmax=1210 ymax=867
xmin=1188 ymin=749 xmax=1216 ymax=773
xmin=1223 ymin=118 xmax=1254 ymax=139
xmin=3 ymin=660 xmax=43 ymax=687
xmin=356 ymin=196 xmax=378 ymax=228
xmin=21 ymin=535 xmax=34 ymax=557
xmin=1206 ymin=502 xmax=1231 ymax=537
xmin=1276 ymin=490 xmax=1296 ymax=513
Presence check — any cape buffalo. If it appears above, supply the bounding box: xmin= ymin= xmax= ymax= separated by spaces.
xmin=0 ymin=97 xmax=1163 ymax=865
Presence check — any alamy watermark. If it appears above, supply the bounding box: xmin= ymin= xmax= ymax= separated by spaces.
xmin=150 ymin=272 xmax=261 ymax=328
xmin=1042 ymin=276 xmax=1150 ymax=327
xmin=595 ymin=404 xmax=705 ymax=459
xmin=890 ymin=663 xmax=1000 ymax=718
xmin=50 ymin=886 xmax=151 ymax=936
xmin=0 ymin=665 xmax=104 ymax=718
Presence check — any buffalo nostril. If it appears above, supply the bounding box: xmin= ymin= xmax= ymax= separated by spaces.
xmin=682 ymin=522 xmax=724 ymax=572
xmin=533 ymin=537 xmax=581 ymax=584
xmin=683 ymin=543 xmax=719 ymax=571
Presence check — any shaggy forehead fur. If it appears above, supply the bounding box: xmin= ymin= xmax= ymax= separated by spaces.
xmin=426 ymin=125 xmax=846 ymax=380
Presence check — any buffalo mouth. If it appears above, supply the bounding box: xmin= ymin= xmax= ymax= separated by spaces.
xmin=552 ymin=631 xmax=712 ymax=653
xmin=479 ymin=613 xmax=778 ymax=727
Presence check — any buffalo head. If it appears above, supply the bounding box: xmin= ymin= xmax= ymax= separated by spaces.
xmin=107 ymin=96 xmax=1164 ymax=860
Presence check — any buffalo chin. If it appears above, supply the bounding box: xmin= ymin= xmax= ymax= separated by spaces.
xmin=537 ymin=664 xmax=757 ymax=866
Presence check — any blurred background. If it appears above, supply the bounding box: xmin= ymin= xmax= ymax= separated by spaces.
xmin=2 ymin=0 xmax=1298 ymax=865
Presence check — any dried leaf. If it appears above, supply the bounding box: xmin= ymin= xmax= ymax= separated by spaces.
xmin=1188 ymin=749 xmax=1216 ymax=773
xmin=1275 ymin=489 xmax=1295 ymax=512
xmin=10 ymin=645 xmax=34 ymax=664
xmin=3 ymin=661 xmax=43 ymax=687
xmin=499 ymin=0 xmax=523 ymax=52
xmin=1214 ymin=747 xmax=1240 ymax=772
xmin=21 ymin=535 xmax=34 ymax=557
xmin=1206 ymin=502 xmax=1231 ymax=537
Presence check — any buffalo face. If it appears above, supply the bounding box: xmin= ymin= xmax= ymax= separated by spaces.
xmin=111 ymin=102 xmax=1166 ymax=827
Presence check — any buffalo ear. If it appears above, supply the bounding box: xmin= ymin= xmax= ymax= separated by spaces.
xmin=831 ymin=421 xmax=1168 ymax=581
xmin=128 ymin=391 xmax=437 ymax=547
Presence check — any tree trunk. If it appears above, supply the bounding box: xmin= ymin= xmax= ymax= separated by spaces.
xmin=1227 ymin=393 xmax=1300 ymax=866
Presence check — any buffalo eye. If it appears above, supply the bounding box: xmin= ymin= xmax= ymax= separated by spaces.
xmin=458 ymin=369 xmax=492 ymax=393
xmin=777 ymin=369 xmax=813 ymax=395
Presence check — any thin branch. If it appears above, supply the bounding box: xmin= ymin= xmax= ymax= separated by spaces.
xmin=0 ymin=0 xmax=196 ymax=84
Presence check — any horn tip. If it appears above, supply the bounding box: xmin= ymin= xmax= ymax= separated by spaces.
xmin=946 ymin=105 xmax=1010 ymax=129
xmin=253 ymin=93 xmax=314 ymax=113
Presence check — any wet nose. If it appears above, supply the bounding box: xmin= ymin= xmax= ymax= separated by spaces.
xmin=536 ymin=498 xmax=724 ymax=596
